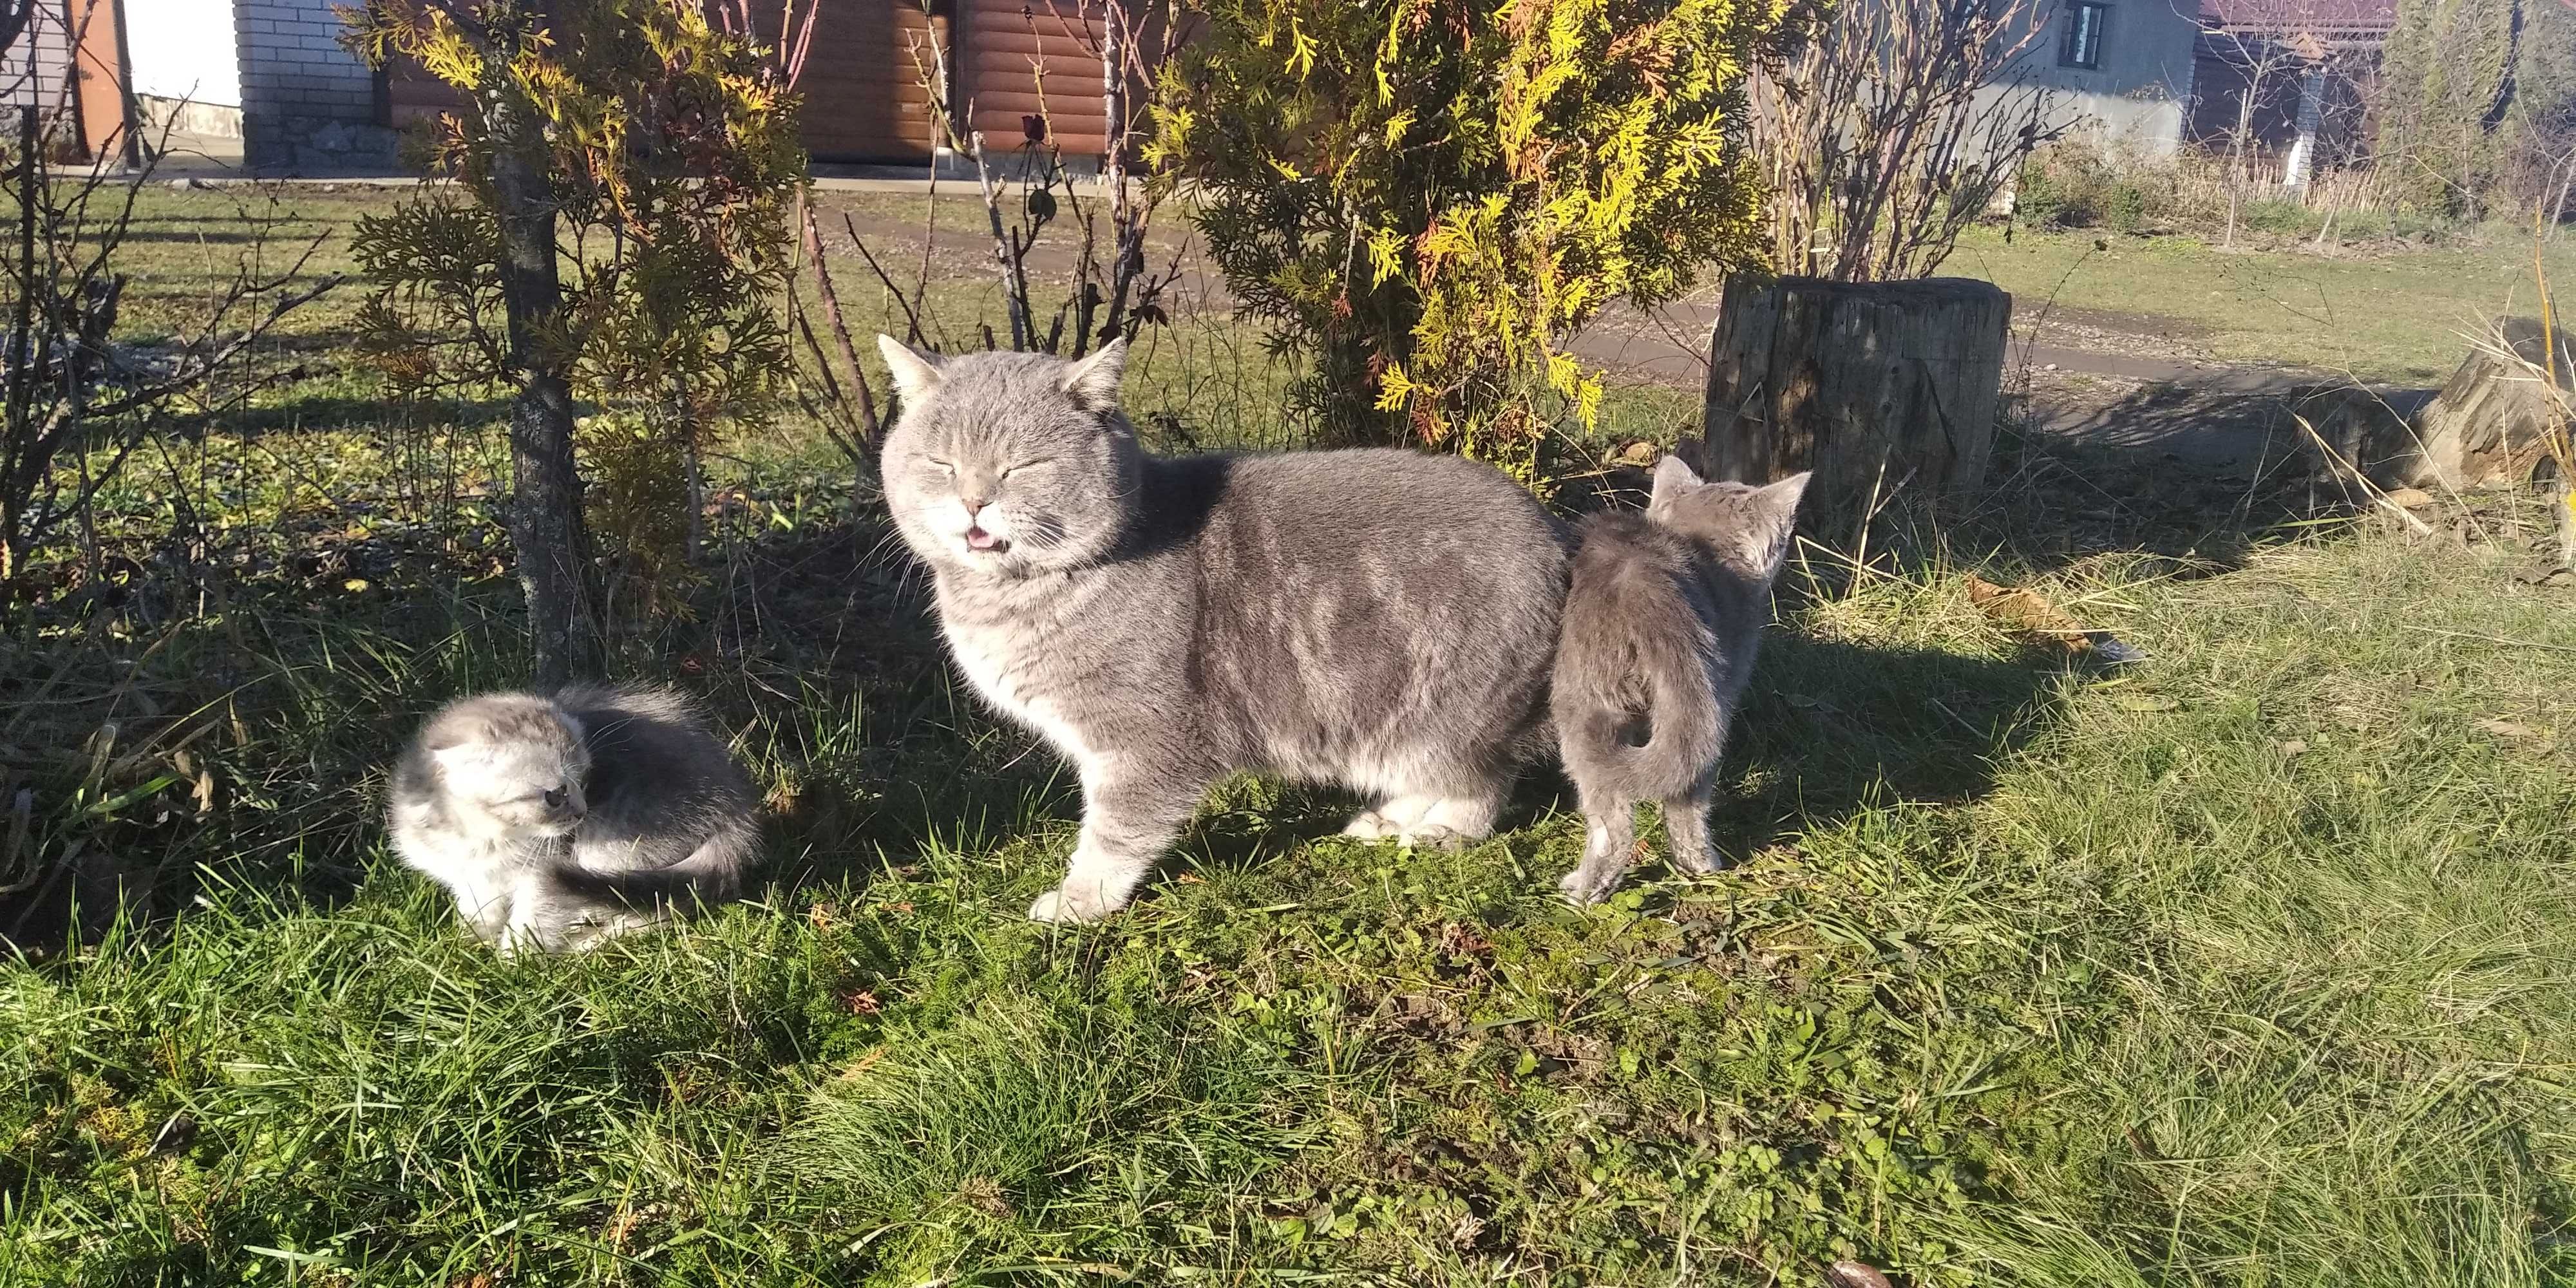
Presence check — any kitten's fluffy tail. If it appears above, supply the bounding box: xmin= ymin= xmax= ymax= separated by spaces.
xmin=553 ymin=821 xmax=758 ymax=912
xmin=1567 ymin=636 xmax=1725 ymax=803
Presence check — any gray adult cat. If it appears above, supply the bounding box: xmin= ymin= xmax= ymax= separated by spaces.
xmin=874 ymin=335 xmax=1569 ymax=922
xmin=1551 ymin=455 xmax=1808 ymax=904
xmin=387 ymin=684 xmax=759 ymax=952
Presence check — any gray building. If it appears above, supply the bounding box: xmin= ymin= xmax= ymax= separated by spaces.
xmin=1987 ymin=0 xmax=2208 ymax=157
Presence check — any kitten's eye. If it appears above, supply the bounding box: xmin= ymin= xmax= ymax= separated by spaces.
xmin=998 ymin=457 xmax=1053 ymax=479
xmin=925 ymin=458 xmax=956 ymax=475
xmin=542 ymin=786 xmax=567 ymax=808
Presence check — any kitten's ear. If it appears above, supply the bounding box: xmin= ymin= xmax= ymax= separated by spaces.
xmin=876 ymin=335 xmax=943 ymax=405
xmin=1060 ymin=338 xmax=1127 ymax=410
xmin=430 ymin=741 xmax=492 ymax=777
xmin=1649 ymin=453 xmax=1703 ymax=504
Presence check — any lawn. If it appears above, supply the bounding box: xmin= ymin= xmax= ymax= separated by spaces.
xmin=1944 ymin=223 xmax=2576 ymax=386
xmin=5 ymin=185 xmax=2575 ymax=1285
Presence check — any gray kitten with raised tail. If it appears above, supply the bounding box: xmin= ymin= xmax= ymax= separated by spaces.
xmin=875 ymin=335 xmax=1570 ymax=922
xmin=387 ymin=684 xmax=759 ymax=953
xmin=1551 ymin=455 xmax=1808 ymax=904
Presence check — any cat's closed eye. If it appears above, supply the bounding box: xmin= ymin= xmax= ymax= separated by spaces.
xmin=999 ymin=458 xmax=1054 ymax=478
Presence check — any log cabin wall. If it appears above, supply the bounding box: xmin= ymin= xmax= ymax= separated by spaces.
xmin=380 ymin=1 xmax=958 ymax=166
xmin=956 ymin=0 xmax=1110 ymax=164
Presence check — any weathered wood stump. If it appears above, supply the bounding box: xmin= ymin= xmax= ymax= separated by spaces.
xmin=2283 ymin=383 xmax=2424 ymax=504
xmin=2401 ymin=317 xmax=2573 ymax=491
xmin=1688 ymin=274 xmax=2011 ymax=518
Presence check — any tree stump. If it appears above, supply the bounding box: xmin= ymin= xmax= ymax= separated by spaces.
xmin=2401 ymin=317 xmax=2573 ymax=491
xmin=2283 ymin=383 xmax=2425 ymax=503
xmin=1689 ymin=274 xmax=2011 ymax=517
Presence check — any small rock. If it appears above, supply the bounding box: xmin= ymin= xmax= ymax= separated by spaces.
xmin=167 ymin=176 xmax=211 ymax=192
xmin=2384 ymin=487 xmax=2435 ymax=509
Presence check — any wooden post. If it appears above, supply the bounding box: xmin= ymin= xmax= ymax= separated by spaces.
xmin=1689 ymin=274 xmax=2011 ymax=518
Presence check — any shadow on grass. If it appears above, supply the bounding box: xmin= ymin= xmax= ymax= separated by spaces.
xmin=196 ymin=391 xmax=516 ymax=438
xmin=1486 ymin=631 xmax=2065 ymax=889
xmin=0 ymin=495 xmax=2080 ymax=955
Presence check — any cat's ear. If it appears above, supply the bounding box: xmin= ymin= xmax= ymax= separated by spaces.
xmin=876 ymin=335 xmax=943 ymax=404
xmin=1649 ymin=452 xmax=1702 ymax=504
xmin=1060 ymin=338 xmax=1127 ymax=410
xmin=1756 ymin=471 xmax=1812 ymax=524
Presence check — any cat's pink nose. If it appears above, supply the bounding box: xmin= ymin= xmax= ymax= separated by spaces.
xmin=962 ymin=496 xmax=989 ymax=516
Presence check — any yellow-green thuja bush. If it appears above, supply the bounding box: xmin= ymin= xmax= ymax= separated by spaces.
xmin=343 ymin=0 xmax=803 ymax=624
xmin=1157 ymin=0 xmax=1788 ymax=491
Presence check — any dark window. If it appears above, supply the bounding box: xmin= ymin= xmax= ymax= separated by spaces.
xmin=2060 ymin=1 xmax=2108 ymax=69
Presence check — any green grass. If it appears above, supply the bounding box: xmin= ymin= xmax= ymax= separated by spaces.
xmin=8 ymin=505 xmax=2574 ymax=1284
xmin=1946 ymin=224 xmax=2576 ymax=386
xmin=6 ymin=185 xmax=2576 ymax=1285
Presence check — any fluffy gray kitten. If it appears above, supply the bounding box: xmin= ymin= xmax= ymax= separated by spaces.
xmin=1551 ymin=456 xmax=1808 ymax=904
xmin=387 ymin=683 xmax=759 ymax=953
xmin=875 ymin=334 xmax=1569 ymax=922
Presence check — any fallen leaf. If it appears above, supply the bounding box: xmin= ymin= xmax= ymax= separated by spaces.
xmin=1619 ymin=440 xmax=1658 ymax=466
xmin=1828 ymin=1262 xmax=1895 ymax=1288
xmin=1966 ymin=574 xmax=2143 ymax=663
xmin=341 ymin=578 xmax=370 ymax=592
xmin=2385 ymin=487 xmax=2436 ymax=509
xmin=2276 ymin=738 xmax=2308 ymax=757
xmin=2113 ymin=694 xmax=2181 ymax=712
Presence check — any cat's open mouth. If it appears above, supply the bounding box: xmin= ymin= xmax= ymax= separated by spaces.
xmin=965 ymin=527 xmax=1010 ymax=553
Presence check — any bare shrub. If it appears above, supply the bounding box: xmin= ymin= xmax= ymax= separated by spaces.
xmin=1754 ymin=0 xmax=2069 ymax=282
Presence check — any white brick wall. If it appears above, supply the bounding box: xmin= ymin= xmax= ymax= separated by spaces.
xmin=235 ymin=0 xmax=374 ymax=122
xmin=234 ymin=0 xmax=396 ymax=172
xmin=0 ymin=1 xmax=76 ymax=113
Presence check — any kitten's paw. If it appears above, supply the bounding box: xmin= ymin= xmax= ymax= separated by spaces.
xmin=1340 ymin=810 xmax=1401 ymax=841
xmin=553 ymin=908 xmax=663 ymax=952
xmin=1028 ymin=886 xmax=1117 ymax=923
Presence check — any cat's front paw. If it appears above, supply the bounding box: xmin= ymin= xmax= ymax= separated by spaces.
xmin=1028 ymin=885 xmax=1117 ymax=923
xmin=1396 ymin=824 xmax=1470 ymax=851
xmin=1558 ymin=865 xmax=1620 ymax=906
xmin=1340 ymin=809 xmax=1400 ymax=841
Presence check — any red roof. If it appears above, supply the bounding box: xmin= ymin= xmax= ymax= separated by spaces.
xmin=2199 ymin=0 xmax=2397 ymax=37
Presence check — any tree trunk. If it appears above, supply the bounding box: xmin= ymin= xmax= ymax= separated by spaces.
xmin=488 ymin=80 xmax=603 ymax=690
xmin=2400 ymin=317 xmax=2573 ymax=491
xmin=1689 ymin=274 xmax=2010 ymax=521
